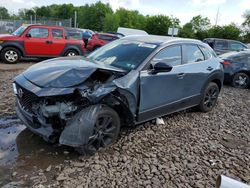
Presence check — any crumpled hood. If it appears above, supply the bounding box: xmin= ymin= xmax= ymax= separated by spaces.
xmin=23 ymin=56 xmax=125 ymax=88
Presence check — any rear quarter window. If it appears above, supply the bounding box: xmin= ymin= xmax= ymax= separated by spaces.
xmin=183 ymin=44 xmax=205 ymax=63
xmin=65 ymin=29 xmax=82 ymax=40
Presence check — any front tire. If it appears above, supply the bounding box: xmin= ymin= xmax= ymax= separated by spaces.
xmin=75 ymin=106 xmax=120 ymax=155
xmin=232 ymin=72 xmax=249 ymax=89
xmin=1 ymin=47 xmax=21 ymax=64
xmin=198 ymin=82 xmax=220 ymax=112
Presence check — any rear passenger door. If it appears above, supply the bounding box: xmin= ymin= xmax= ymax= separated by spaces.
xmin=182 ymin=44 xmax=213 ymax=97
xmin=49 ymin=28 xmax=66 ymax=56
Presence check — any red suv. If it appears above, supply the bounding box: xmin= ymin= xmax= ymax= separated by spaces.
xmin=87 ymin=33 xmax=119 ymax=51
xmin=0 ymin=25 xmax=85 ymax=63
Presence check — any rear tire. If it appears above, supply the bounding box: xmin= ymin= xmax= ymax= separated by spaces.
xmin=198 ymin=82 xmax=219 ymax=112
xmin=1 ymin=47 xmax=21 ymax=64
xmin=231 ymin=72 xmax=249 ymax=89
xmin=75 ymin=106 xmax=120 ymax=155
xmin=64 ymin=50 xmax=79 ymax=56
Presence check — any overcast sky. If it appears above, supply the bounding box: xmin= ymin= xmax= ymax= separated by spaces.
xmin=0 ymin=0 xmax=249 ymax=26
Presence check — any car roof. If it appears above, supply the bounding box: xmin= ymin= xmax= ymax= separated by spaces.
xmin=122 ymin=35 xmax=202 ymax=45
xmin=26 ymin=24 xmax=82 ymax=31
xmin=204 ymin=38 xmax=243 ymax=43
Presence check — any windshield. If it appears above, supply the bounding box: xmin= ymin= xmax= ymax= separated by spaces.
xmin=12 ymin=25 xmax=28 ymax=36
xmin=87 ymin=39 xmax=157 ymax=71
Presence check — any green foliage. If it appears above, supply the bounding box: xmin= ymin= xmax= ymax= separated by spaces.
xmin=242 ymin=10 xmax=250 ymax=43
xmin=0 ymin=7 xmax=10 ymax=19
xmin=1 ymin=3 xmax=248 ymax=42
xmin=145 ymin=15 xmax=173 ymax=35
xmin=178 ymin=23 xmax=195 ymax=38
xmin=103 ymin=13 xmax=120 ymax=32
xmin=207 ymin=24 xmax=241 ymax=40
xmin=190 ymin=15 xmax=211 ymax=32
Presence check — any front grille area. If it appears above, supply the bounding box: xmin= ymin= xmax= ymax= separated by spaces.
xmin=16 ymin=84 xmax=39 ymax=113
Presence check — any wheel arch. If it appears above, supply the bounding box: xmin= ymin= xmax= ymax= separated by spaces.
xmin=100 ymin=91 xmax=135 ymax=126
xmin=1 ymin=43 xmax=25 ymax=56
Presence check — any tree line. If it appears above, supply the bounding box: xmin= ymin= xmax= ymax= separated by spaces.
xmin=0 ymin=2 xmax=250 ymax=42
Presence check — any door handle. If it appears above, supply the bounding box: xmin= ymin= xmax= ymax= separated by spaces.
xmin=46 ymin=40 xmax=53 ymax=44
xmin=177 ymin=73 xmax=185 ymax=79
xmin=207 ymin=66 xmax=213 ymax=71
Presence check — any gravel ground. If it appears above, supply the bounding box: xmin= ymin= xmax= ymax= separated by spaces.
xmin=0 ymin=67 xmax=249 ymax=188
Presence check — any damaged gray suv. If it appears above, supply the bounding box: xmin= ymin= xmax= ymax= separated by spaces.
xmin=13 ymin=35 xmax=224 ymax=154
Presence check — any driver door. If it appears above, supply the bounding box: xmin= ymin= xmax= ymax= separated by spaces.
xmin=24 ymin=27 xmax=52 ymax=56
xmin=138 ymin=45 xmax=187 ymax=122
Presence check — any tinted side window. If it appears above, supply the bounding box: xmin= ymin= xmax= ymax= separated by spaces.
xmin=215 ymin=40 xmax=228 ymax=50
xmin=99 ymin=35 xmax=115 ymax=41
xmin=52 ymin=29 xmax=63 ymax=38
xmin=184 ymin=45 xmax=205 ymax=63
xmin=229 ymin=42 xmax=246 ymax=51
xmin=28 ymin=28 xmax=48 ymax=38
xmin=151 ymin=45 xmax=182 ymax=66
xmin=66 ymin=29 xmax=82 ymax=40
xmin=199 ymin=45 xmax=212 ymax=60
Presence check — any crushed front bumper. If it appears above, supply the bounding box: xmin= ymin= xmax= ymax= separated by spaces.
xmin=15 ymin=99 xmax=54 ymax=142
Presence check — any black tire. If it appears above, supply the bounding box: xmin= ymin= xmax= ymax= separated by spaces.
xmin=231 ymin=72 xmax=249 ymax=89
xmin=198 ymin=82 xmax=220 ymax=112
xmin=75 ymin=106 xmax=120 ymax=155
xmin=1 ymin=47 xmax=21 ymax=64
xmin=64 ymin=49 xmax=79 ymax=56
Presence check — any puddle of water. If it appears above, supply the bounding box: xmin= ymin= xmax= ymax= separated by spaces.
xmin=0 ymin=116 xmax=26 ymax=165
xmin=0 ymin=116 xmax=79 ymax=186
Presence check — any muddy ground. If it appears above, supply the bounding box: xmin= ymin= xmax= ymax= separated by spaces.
xmin=0 ymin=62 xmax=249 ymax=187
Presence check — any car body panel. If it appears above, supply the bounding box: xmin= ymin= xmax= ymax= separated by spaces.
xmin=220 ymin=51 xmax=250 ymax=83
xmin=14 ymin=35 xmax=224 ymax=148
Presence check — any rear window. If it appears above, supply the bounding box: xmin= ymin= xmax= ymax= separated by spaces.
xmin=229 ymin=42 xmax=246 ymax=51
xmin=65 ymin=29 xmax=82 ymax=40
xmin=215 ymin=40 xmax=228 ymax=50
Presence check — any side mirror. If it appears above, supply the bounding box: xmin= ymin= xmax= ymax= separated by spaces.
xmin=26 ymin=33 xmax=31 ymax=38
xmin=150 ymin=62 xmax=173 ymax=74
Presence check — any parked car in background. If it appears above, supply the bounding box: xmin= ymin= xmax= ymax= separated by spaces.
xmin=87 ymin=33 xmax=119 ymax=51
xmin=0 ymin=24 xmax=85 ymax=63
xmin=220 ymin=50 xmax=250 ymax=89
xmin=14 ymin=35 xmax=223 ymax=154
xmin=203 ymin=38 xmax=248 ymax=55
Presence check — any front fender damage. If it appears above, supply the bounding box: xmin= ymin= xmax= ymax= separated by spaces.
xmin=59 ymin=105 xmax=103 ymax=147
xmin=59 ymin=70 xmax=139 ymax=148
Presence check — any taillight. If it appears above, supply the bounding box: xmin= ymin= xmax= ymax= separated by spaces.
xmin=222 ymin=60 xmax=231 ymax=65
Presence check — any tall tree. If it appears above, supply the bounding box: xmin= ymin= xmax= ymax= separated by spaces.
xmin=145 ymin=15 xmax=172 ymax=35
xmin=190 ymin=15 xmax=211 ymax=32
xmin=0 ymin=7 xmax=10 ymax=19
